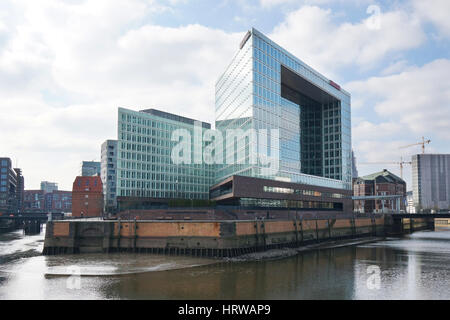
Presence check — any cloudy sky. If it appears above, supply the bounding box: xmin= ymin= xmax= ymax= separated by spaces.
xmin=1 ymin=0 xmax=449 ymax=191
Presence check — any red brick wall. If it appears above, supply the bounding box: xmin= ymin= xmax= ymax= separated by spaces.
xmin=72 ymin=176 xmax=103 ymax=217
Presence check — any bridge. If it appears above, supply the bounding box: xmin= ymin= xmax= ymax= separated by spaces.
xmin=386 ymin=212 xmax=450 ymax=219
xmin=0 ymin=212 xmax=65 ymax=234
xmin=0 ymin=213 xmax=65 ymax=221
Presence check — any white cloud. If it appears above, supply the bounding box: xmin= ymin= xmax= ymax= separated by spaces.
xmin=0 ymin=0 xmax=242 ymax=189
xmin=348 ymin=59 xmax=450 ymax=138
xmin=380 ymin=59 xmax=413 ymax=76
xmin=349 ymin=59 xmax=450 ymax=187
xmin=259 ymin=0 xmax=372 ymax=8
xmin=412 ymin=0 xmax=450 ymax=39
xmin=269 ymin=5 xmax=426 ymax=78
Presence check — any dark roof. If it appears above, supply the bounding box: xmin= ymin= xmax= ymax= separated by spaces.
xmin=360 ymin=169 xmax=405 ymax=184
xmin=140 ymin=109 xmax=211 ymax=129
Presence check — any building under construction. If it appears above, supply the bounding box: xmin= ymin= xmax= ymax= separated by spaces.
xmin=412 ymin=154 xmax=450 ymax=212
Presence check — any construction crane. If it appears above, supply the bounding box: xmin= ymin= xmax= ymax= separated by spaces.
xmin=358 ymin=157 xmax=412 ymax=179
xmin=399 ymin=136 xmax=431 ymax=154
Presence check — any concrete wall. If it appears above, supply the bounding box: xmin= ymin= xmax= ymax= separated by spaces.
xmin=43 ymin=215 xmax=432 ymax=257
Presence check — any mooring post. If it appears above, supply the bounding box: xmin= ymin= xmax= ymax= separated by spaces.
xmin=133 ymin=217 xmax=138 ymax=252
xmin=117 ymin=218 xmax=122 ymax=251
xmin=315 ymin=219 xmax=319 ymax=242
xmin=254 ymin=218 xmax=259 ymax=251
xmin=327 ymin=219 xmax=331 ymax=239
xmin=293 ymin=217 xmax=299 ymax=246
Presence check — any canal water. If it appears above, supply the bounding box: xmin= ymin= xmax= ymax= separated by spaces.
xmin=0 ymin=225 xmax=450 ymax=300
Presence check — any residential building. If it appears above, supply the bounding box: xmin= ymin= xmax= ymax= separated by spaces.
xmin=24 ymin=189 xmax=71 ymax=213
xmin=40 ymin=181 xmax=58 ymax=193
xmin=72 ymin=176 xmax=103 ymax=217
xmin=23 ymin=190 xmax=46 ymax=212
xmin=81 ymin=161 xmax=101 ymax=177
xmin=116 ymin=108 xmax=214 ymax=208
xmin=412 ymin=154 xmax=450 ymax=212
xmin=353 ymin=169 xmax=406 ymax=213
xmin=210 ymin=28 xmax=352 ymax=212
xmin=44 ymin=190 xmax=72 ymax=213
xmin=101 ymin=140 xmax=118 ymax=211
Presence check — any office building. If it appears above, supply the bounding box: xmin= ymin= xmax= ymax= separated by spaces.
xmin=116 ymin=108 xmax=214 ymax=208
xmin=210 ymin=28 xmax=352 ymax=212
xmin=353 ymin=169 xmax=406 ymax=213
xmin=215 ymin=28 xmax=351 ymax=190
xmin=412 ymin=154 xmax=450 ymax=211
xmin=81 ymin=161 xmax=101 ymax=176
xmin=101 ymin=140 xmax=118 ymax=210
xmin=352 ymin=150 xmax=358 ymax=180
xmin=40 ymin=181 xmax=58 ymax=193
xmin=14 ymin=168 xmax=24 ymax=212
xmin=72 ymin=176 xmax=103 ymax=217
xmin=0 ymin=158 xmax=23 ymax=214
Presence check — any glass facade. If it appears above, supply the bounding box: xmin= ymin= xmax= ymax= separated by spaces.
xmin=101 ymin=139 xmax=118 ymax=208
xmin=117 ymin=108 xmax=214 ymax=200
xmin=215 ymin=28 xmax=352 ymax=190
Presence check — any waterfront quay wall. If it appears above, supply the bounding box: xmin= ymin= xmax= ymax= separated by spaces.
xmin=42 ymin=216 xmax=433 ymax=257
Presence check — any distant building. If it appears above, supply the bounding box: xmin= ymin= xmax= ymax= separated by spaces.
xmin=351 ymin=150 xmax=358 ymax=180
xmin=24 ymin=189 xmax=71 ymax=213
xmin=101 ymin=140 xmax=117 ymax=211
xmin=40 ymin=181 xmax=58 ymax=193
xmin=412 ymin=154 xmax=450 ymax=212
xmin=72 ymin=176 xmax=103 ymax=217
xmin=44 ymin=190 xmax=72 ymax=213
xmin=14 ymin=168 xmax=24 ymax=212
xmin=353 ymin=169 xmax=406 ymax=213
xmin=81 ymin=161 xmax=101 ymax=177
xmin=23 ymin=190 xmax=46 ymax=212
xmin=406 ymin=191 xmax=415 ymax=213
xmin=0 ymin=158 xmax=23 ymax=214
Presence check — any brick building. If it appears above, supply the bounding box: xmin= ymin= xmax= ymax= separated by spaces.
xmin=72 ymin=176 xmax=103 ymax=217
xmin=23 ymin=190 xmax=46 ymax=212
xmin=44 ymin=190 xmax=72 ymax=213
xmin=353 ymin=169 xmax=406 ymax=213
xmin=24 ymin=189 xmax=71 ymax=213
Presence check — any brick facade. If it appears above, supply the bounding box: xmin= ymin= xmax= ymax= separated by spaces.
xmin=72 ymin=176 xmax=103 ymax=217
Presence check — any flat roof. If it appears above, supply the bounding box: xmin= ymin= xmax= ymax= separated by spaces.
xmin=122 ymin=108 xmax=211 ymax=129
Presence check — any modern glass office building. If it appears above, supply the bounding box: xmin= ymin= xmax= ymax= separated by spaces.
xmin=117 ymin=108 xmax=214 ymax=200
xmin=215 ymin=28 xmax=352 ymax=190
xmin=101 ymin=139 xmax=118 ymax=209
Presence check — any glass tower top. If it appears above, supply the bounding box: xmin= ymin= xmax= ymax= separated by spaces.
xmin=215 ymin=28 xmax=352 ymax=190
